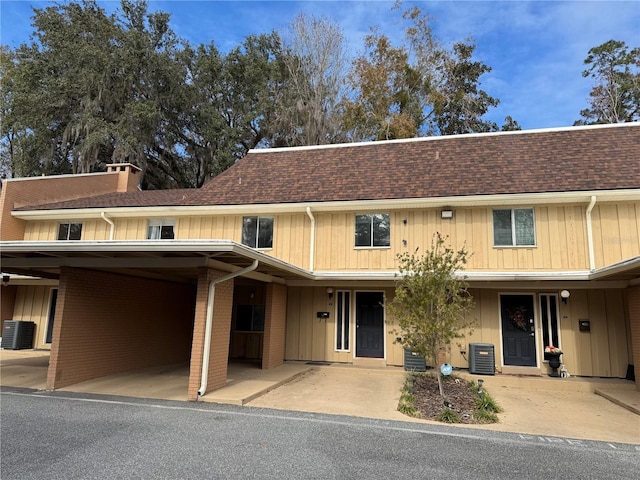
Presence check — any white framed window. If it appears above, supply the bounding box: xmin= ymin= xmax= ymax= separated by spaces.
xmin=242 ymin=216 xmax=273 ymax=249
xmin=540 ymin=294 xmax=561 ymax=361
xmin=147 ymin=219 xmax=175 ymax=240
xmin=57 ymin=222 xmax=82 ymax=240
xmin=335 ymin=291 xmax=351 ymax=351
xmin=355 ymin=213 xmax=390 ymax=247
xmin=493 ymin=208 xmax=535 ymax=246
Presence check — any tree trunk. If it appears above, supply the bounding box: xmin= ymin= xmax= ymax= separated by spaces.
xmin=436 ymin=368 xmax=444 ymax=397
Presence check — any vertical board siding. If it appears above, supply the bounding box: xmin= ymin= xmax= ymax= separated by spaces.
xmin=283 ymin=286 xmax=630 ymax=378
xmin=313 ymin=205 xmax=596 ymax=272
xmin=12 ymin=285 xmax=52 ymax=349
xmin=593 ymin=202 xmax=640 ymax=269
xmin=18 ymin=201 xmax=637 ymax=273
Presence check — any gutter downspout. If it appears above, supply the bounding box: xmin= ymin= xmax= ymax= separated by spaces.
xmin=586 ymin=196 xmax=597 ymax=271
xmin=101 ymin=212 xmax=115 ymax=240
xmin=306 ymin=207 xmax=315 ymax=272
xmin=198 ymin=259 xmax=259 ymax=397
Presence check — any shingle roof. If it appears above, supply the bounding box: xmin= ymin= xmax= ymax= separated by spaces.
xmin=17 ymin=124 xmax=640 ymax=211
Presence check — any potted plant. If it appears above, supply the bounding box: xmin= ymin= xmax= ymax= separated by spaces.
xmin=544 ymin=346 xmax=563 ymax=377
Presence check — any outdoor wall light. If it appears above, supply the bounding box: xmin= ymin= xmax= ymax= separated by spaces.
xmin=560 ymin=289 xmax=571 ymax=304
xmin=326 ymin=287 xmax=334 ymax=299
xmin=2 ymin=274 xmax=9 ymax=286
xmin=441 ymin=209 xmax=453 ymax=219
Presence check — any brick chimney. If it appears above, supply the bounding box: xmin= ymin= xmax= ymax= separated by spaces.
xmin=106 ymin=163 xmax=142 ymax=192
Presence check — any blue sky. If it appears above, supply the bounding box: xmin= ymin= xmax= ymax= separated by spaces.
xmin=1 ymin=0 xmax=639 ymax=130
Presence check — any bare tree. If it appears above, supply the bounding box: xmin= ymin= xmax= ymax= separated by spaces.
xmin=277 ymin=13 xmax=349 ymax=146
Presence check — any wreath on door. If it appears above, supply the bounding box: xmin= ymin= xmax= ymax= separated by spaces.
xmin=507 ymin=305 xmax=528 ymax=331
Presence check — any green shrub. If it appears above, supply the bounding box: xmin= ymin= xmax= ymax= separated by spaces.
xmin=397 ymin=374 xmax=418 ymax=416
xmin=473 ymin=408 xmax=499 ymax=423
xmin=437 ymin=407 xmax=460 ymax=423
xmin=476 ymin=392 xmax=503 ymax=413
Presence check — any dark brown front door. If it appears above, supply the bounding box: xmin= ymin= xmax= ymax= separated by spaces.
xmin=501 ymin=294 xmax=537 ymax=366
xmin=355 ymin=292 xmax=384 ymax=358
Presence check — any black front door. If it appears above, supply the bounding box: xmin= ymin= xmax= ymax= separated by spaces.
xmin=501 ymin=294 xmax=536 ymax=366
xmin=355 ymin=292 xmax=384 ymax=358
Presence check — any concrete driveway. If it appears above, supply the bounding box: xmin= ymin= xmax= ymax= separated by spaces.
xmin=1 ymin=349 xmax=638 ymax=444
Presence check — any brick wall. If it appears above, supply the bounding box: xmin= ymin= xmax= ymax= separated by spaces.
xmin=187 ymin=268 xmax=234 ymax=401
xmin=47 ymin=268 xmax=195 ymax=390
xmin=262 ymin=283 xmax=287 ymax=370
xmin=628 ymin=285 xmax=640 ymax=390
xmin=0 ymin=166 xmax=139 ymax=241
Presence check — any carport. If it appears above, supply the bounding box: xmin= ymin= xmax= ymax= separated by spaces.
xmin=0 ymin=240 xmax=313 ymax=401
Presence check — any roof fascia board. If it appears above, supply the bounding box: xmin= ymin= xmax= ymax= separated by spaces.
xmin=246 ymin=122 xmax=640 ymax=155
xmin=309 ymin=270 xmax=594 ymax=282
xmin=12 ymin=189 xmax=639 ymax=220
xmin=286 ymin=278 xmax=630 ymax=289
xmin=2 ymin=171 xmax=117 ymax=184
xmin=589 ymin=255 xmax=640 ymax=280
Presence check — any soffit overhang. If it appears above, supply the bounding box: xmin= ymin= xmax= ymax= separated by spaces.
xmin=1 ymin=242 xmax=637 ymax=287
xmin=0 ymin=240 xmax=314 ymax=284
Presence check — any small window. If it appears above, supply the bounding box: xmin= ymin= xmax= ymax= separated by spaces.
xmin=493 ymin=208 xmax=535 ymax=246
xmin=540 ymin=294 xmax=561 ymax=361
xmin=57 ymin=222 xmax=82 ymax=240
xmin=335 ymin=291 xmax=351 ymax=351
xmin=242 ymin=217 xmax=273 ymax=249
xmin=235 ymin=304 xmax=265 ymax=332
xmin=355 ymin=213 xmax=390 ymax=247
xmin=147 ymin=219 xmax=175 ymax=240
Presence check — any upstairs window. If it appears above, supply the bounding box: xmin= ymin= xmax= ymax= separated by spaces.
xmin=493 ymin=208 xmax=535 ymax=246
xmin=147 ymin=219 xmax=175 ymax=240
xmin=57 ymin=222 xmax=82 ymax=240
xmin=242 ymin=216 xmax=273 ymax=249
xmin=355 ymin=213 xmax=390 ymax=247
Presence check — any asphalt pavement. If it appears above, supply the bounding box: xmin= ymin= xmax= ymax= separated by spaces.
xmin=1 ymin=349 xmax=639 ymax=445
xmin=1 ymin=387 xmax=638 ymax=480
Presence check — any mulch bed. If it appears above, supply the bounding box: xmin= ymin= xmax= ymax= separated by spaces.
xmin=411 ymin=373 xmax=483 ymax=423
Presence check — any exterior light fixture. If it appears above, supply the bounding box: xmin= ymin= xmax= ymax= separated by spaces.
xmin=560 ymin=289 xmax=570 ymax=304
xmin=2 ymin=274 xmax=9 ymax=286
xmin=326 ymin=287 xmax=334 ymax=299
xmin=441 ymin=209 xmax=453 ymax=219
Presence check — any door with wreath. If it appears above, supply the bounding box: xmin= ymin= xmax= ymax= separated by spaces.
xmin=500 ymin=294 xmax=537 ymax=366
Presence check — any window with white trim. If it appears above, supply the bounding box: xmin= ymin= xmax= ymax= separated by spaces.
xmin=355 ymin=213 xmax=390 ymax=247
xmin=242 ymin=216 xmax=273 ymax=249
xmin=57 ymin=222 xmax=83 ymax=240
xmin=147 ymin=219 xmax=175 ymax=239
xmin=493 ymin=208 xmax=535 ymax=246
xmin=540 ymin=294 xmax=561 ymax=360
xmin=335 ymin=291 xmax=351 ymax=351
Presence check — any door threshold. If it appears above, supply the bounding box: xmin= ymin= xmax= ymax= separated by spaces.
xmin=352 ymin=357 xmax=386 ymax=368
xmin=501 ymin=365 xmax=542 ymax=376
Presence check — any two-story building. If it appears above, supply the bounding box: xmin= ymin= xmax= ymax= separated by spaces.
xmin=1 ymin=123 xmax=639 ymax=399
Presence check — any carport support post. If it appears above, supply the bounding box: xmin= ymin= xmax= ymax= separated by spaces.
xmin=262 ymin=283 xmax=287 ymax=370
xmin=628 ymin=285 xmax=640 ymax=391
xmin=188 ymin=268 xmax=235 ymax=401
